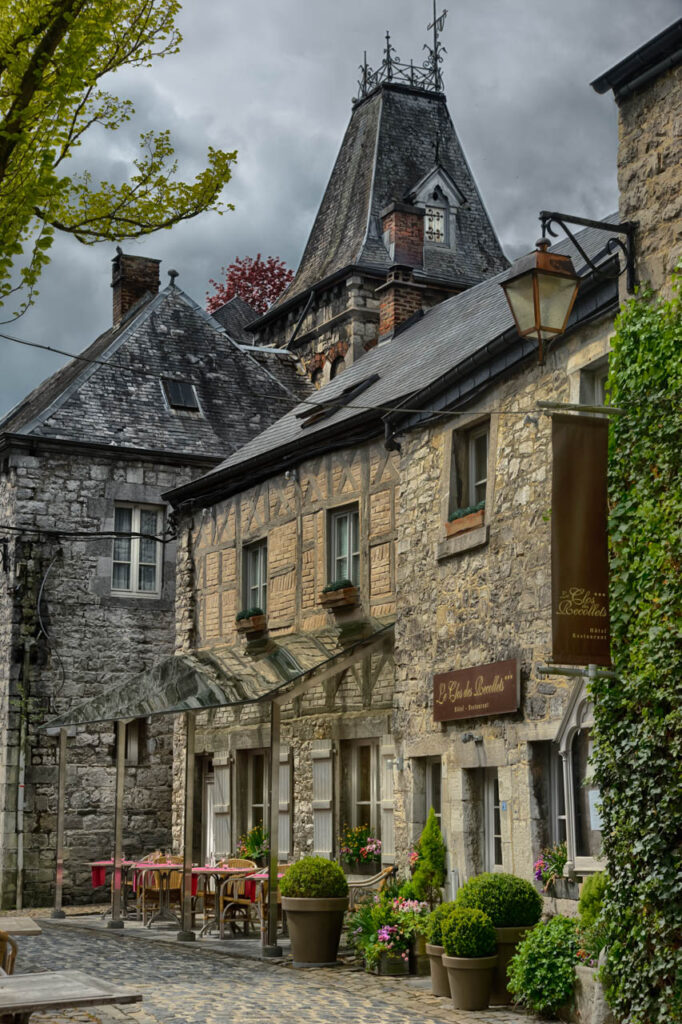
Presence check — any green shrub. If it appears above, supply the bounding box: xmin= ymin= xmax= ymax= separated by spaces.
xmin=507 ymin=915 xmax=578 ymax=1015
xmin=236 ymin=606 xmax=264 ymax=621
xmin=412 ymin=808 xmax=446 ymax=908
xmin=425 ymin=901 xmax=457 ymax=946
xmin=455 ymin=872 xmax=542 ymax=927
xmin=279 ymin=856 xmax=348 ymax=899
xmin=397 ymin=878 xmax=418 ymax=901
xmin=578 ymin=871 xmax=607 ymax=930
xmin=441 ymin=907 xmax=496 ymax=958
xmin=322 ymin=578 xmax=354 ymax=593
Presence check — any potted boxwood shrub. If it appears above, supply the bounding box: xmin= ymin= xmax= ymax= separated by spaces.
xmin=425 ymin=901 xmax=457 ymax=997
xmin=455 ymin=872 xmax=542 ymax=1005
xmin=279 ymin=856 xmax=349 ymax=967
xmin=441 ymin=907 xmax=498 ymax=1010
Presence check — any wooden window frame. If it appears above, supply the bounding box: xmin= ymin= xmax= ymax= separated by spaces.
xmin=111 ymin=503 xmax=162 ymax=598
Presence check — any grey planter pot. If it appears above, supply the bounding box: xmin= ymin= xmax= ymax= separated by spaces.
xmin=425 ymin=943 xmax=449 ymax=997
xmin=492 ymin=925 xmax=533 ymax=1005
xmin=280 ymin=896 xmax=348 ymax=967
xmin=442 ymin=953 xmax=498 ymax=1010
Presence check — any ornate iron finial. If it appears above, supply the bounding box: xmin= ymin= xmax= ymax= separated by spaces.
xmin=355 ymin=8 xmax=448 ymax=102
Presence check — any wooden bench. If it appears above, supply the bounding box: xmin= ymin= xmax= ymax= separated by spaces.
xmin=347 ymin=865 xmax=398 ymax=909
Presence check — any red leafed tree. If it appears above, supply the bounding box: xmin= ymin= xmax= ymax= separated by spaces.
xmin=206 ymin=254 xmax=294 ymax=314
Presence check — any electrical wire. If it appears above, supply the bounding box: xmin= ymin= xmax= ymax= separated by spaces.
xmin=0 ymin=524 xmax=171 ymax=543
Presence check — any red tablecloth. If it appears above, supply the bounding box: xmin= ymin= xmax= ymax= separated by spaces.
xmin=90 ymin=861 xmax=198 ymax=896
xmin=243 ymin=872 xmax=285 ymax=902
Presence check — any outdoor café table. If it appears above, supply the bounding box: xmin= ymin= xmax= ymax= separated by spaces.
xmin=0 ymin=969 xmax=141 ymax=1023
xmin=0 ymin=920 xmax=41 ymax=938
xmin=195 ymin=866 xmax=255 ymax=938
xmin=133 ymin=861 xmax=198 ymax=929
xmin=89 ymin=859 xmax=136 ymax=919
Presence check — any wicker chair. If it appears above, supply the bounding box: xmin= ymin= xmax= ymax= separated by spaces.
xmin=0 ymin=930 xmax=18 ymax=975
xmin=347 ymin=864 xmax=397 ymax=909
xmin=136 ymin=850 xmax=164 ymax=923
xmin=218 ymin=859 xmax=258 ymax=938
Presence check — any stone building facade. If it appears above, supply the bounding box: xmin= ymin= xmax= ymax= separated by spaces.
xmin=0 ymin=254 xmax=309 ymax=908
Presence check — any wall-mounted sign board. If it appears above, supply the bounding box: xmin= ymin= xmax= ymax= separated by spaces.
xmin=433 ymin=659 xmax=519 ymax=722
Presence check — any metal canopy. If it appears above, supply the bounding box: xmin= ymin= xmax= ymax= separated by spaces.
xmin=42 ymin=618 xmax=395 ymax=729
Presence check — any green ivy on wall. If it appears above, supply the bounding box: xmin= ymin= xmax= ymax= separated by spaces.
xmin=591 ymin=278 xmax=682 ymax=1024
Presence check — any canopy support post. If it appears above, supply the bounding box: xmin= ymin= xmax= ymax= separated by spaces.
xmin=51 ymin=728 xmax=67 ymax=919
xmin=107 ymin=720 xmax=126 ymax=928
xmin=178 ymin=711 xmax=196 ymax=941
xmin=263 ymin=700 xmax=281 ymax=957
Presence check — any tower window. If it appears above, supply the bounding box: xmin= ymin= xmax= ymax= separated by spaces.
xmin=425 ymin=206 xmax=446 ymax=244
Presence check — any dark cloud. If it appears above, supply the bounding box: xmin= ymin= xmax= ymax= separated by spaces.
xmin=2 ymin=0 xmax=679 ymax=418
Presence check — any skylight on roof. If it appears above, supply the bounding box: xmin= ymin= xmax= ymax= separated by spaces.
xmin=162 ymin=378 xmax=200 ymax=411
xmin=297 ymin=373 xmax=380 ymax=427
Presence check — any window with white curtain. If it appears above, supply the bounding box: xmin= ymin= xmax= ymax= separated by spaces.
xmin=112 ymin=504 xmax=162 ymax=596
xmin=484 ymin=768 xmax=503 ymax=871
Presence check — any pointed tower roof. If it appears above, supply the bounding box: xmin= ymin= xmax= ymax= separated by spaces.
xmin=267 ymin=68 xmax=508 ymax=318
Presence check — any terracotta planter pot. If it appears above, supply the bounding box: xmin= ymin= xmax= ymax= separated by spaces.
xmin=235 ymin=614 xmax=267 ymax=634
xmin=425 ymin=943 xmax=450 ymax=997
xmin=280 ymin=896 xmax=348 ymax=967
xmin=442 ymin=953 xmax=498 ymax=1010
xmin=319 ymin=586 xmax=359 ymax=608
xmin=491 ymin=925 xmax=533 ymax=1005
xmin=444 ymin=509 xmax=485 ymax=537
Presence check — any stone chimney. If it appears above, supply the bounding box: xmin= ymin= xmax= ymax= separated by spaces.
xmin=111 ymin=249 xmax=161 ymax=325
xmin=376 ymin=203 xmax=426 ymax=339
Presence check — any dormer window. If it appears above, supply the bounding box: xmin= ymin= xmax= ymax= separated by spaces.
xmin=162 ymin=378 xmax=200 ymax=412
xmin=425 ymin=205 xmax=446 ymax=244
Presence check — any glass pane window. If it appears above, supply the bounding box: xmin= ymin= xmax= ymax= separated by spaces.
xmin=243 ymin=540 xmax=267 ymax=612
xmin=469 ymin=425 xmax=489 ymax=506
xmin=249 ymin=752 xmax=266 ymax=829
xmin=329 ymin=506 xmax=360 ymax=585
xmin=484 ymin=768 xmax=503 ymax=870
xmin=352 ymin=742 xmax=379 ymax=834
xmin=111 ymin=505 xmax=161 ymax=597
xmin=426 ymin=757 xmax=442 ymax=828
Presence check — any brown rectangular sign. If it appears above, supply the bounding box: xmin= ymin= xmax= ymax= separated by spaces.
xmin=551 ymin=414 xmax=610 ymax=666
xmin=433 ymin=659 xmax=519 ymax=722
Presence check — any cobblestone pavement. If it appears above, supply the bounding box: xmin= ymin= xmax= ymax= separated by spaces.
xmin=13 ymin=924 xmax=534 ymax=1024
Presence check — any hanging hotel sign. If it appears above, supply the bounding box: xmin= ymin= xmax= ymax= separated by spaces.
xmin=551 ymin=414 xmax=610 ymax=666
xmin=433 ymin=659 xmax=520 ymax=722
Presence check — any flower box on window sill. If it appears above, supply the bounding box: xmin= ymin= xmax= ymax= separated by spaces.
xmin=319 ymin=585 xmax=359 ymax=609
xmin=235 ymin=613 xmax=267 ymax=635
xmin=445 ymin=508 xmax=485 ymax=538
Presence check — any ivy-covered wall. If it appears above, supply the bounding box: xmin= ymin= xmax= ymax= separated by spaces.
xmin=592 ymin=281 xmax=682 ymax=1024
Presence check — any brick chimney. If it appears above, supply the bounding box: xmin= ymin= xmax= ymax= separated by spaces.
xmin=376 ymin=203 xmax=426 ymax=339
xmin=111 ymin=249 xmax=161 ymax=325
xmin=381 ymin=202 xmax=424 ymax=267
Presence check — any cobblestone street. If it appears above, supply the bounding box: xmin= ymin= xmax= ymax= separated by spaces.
xmin=12 ymin=923 xmax=533 ymax=1024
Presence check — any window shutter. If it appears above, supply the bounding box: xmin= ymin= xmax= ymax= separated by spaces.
xmin=312 ymin=740 xmax=334 ymax=859
xmin=213 ymin=753 xmax=232 ymax=858
xmin=380 ymin=740 xmax=395 ymax=863
xmin=278 ymin=745 xmax=292 ymax=860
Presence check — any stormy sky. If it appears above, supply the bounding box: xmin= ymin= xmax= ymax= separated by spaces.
xmin=1 ymin=0 xmax=679 ymax=420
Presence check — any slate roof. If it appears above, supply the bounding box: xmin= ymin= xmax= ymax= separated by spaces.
xmin=210 ymin=294 xmax=260 ymax=345
xmin=265 ymin=83 xmax=509 ymax=316
xmin=168 ymin=221 xmax=618 ymax=505
xmin=0 ymin=286 xmax=309 ymax=459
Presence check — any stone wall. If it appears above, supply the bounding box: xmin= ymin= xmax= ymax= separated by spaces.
xmin=617 ymin=62 xmax=682 ymax=294
xmin=172 ymin=439 xmax=399 ymax=858
xmin=0 ymin=445 xmax=209 ymax=908
xmin=392 ymin=314 xmax=614 ymax=892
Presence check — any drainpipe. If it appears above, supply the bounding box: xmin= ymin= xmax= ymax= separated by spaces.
xmin=16 ymin=644 xmax=30 ymax=911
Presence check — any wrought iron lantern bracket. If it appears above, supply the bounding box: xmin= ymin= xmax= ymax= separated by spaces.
xmin=539 ymin=210 xmax=637 ymax=294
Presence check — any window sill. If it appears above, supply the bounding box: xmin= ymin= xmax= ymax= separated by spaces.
xmin=437 ymin=524 xmax=488 ymax=561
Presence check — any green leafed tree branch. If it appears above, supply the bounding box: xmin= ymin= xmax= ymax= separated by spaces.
xmin=0 ymin=0 xmax=236 ymax=317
